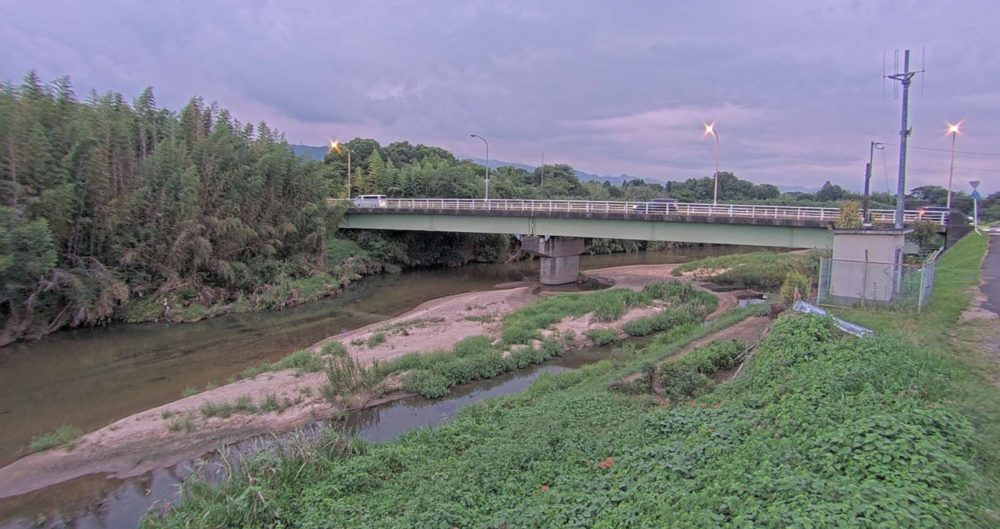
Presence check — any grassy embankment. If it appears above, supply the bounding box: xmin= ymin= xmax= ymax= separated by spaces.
xmin=671 ymin=250 xmax=819 ymax=289
xmin=144 ymin=236 xmax=1000 ymax=528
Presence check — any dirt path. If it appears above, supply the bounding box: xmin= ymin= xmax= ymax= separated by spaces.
xmin=0 ymin=263 xmax=733 ymax=499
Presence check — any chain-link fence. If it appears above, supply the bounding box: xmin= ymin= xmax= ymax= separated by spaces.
xmin=817 ymin=248 xmax=941 ymax=312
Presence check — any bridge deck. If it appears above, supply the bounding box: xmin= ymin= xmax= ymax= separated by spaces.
xmin=335 ymin=198 xmax=950 ymax=250
xmin=333 ymin=198 xmax=947 ymax=226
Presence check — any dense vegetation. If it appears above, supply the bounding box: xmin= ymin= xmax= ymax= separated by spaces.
xmin=0 ymin=73 xmax=346 ymax=345
xmin=672 ymin=251 xmax=820 ymax=289
xmin=143 ymin=234 xmax=1000 ymax=528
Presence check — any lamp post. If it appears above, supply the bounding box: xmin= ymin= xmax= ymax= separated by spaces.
xmin=470 ymin=134 xmax=489 ymax=201
xmin=329 ymin=140 xmax=353 ymax=199
xmin=946 ymin=122 xmax=961 ymax=210
xmin=863 ymin=142 xmax=886 ymax=223
xmin=970 ymin=180 xmax=981 ymax=234
xmin=703 ymin=122 xmax=720 ymax=205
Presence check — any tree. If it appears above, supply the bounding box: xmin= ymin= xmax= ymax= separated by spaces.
xmin=908 ymin=185 xmax=948 ymax=205
xmin=816 ymin=181 xmax=847 ymax=202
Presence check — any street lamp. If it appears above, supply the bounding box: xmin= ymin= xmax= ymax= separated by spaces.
xmin=329 ymin=140 xmax=353 ymax=199
xmin=470 ymin=134 xmax=489 ymax=201
xmin=863 ymin=142 xmax=886 ymax=223
xmin=946 ymin=122 xmax=961 ymax=210
xmin=703 ymin=122 xmax=721 ymax=205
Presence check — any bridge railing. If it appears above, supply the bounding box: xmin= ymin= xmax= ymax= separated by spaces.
xmin=332 ymin=198 xmax=948 ymax=225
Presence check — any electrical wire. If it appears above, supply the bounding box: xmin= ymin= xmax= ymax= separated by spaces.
xmin=878 ymin=143 xmax=1000 ymax=157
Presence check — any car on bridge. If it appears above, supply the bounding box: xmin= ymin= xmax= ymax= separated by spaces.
xmin=353 ymin=194 xmax=388 ymax=208
xmin=631 ymin=198 xmax=678 ymax=214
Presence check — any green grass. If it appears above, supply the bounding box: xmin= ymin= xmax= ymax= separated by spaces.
xmin=325 ymin=237 xmax=367 ymax=262
xmin=585 ymin=328 xmax=618 ymax=346
xmin=501 ymin=281 xmax=714 ymax=344
xmin=199 ymin=395 xmax=260 ymax=419
xmin=672 ymin=251 xmax=820 ymax=289
xmin=367 ymin=333 xmax=386 ymax=348
xmin=143 ymin=235 xmax=1000 ymax=528
xmin=28 ymin=424 xmax=83 ymax=452
xmin=240 ymin=349 xmax=325 ymax=380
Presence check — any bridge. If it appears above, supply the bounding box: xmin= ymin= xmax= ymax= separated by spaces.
xmin=336 ymin=197 xmax=951 ymax=284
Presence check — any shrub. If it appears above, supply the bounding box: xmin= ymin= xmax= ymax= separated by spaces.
xmin=835 ymin=199 xmax=863 ymax=229
xmin=780 ymin=270 xmax=812 ymax=304
xmin=452 ymin=335 xmax=494 ymax=357
xmin=367 ymin=333 xmax=385 ymax=348
xmin=403 ymin=369 xmax=451 ymax=399
xmin=659 ymin=340 xmax=744 ymax=400
xmin=275 ymin=349 xmax=324 ymax=372
xmin=321 ymin=341 xmax=348 ymax=357
xmin=585 ymin=328 xmax=618 ymax=346
xmin=622 ymin=317 xmax=655 ymax=337
xmin=260 ymin=394 xmax=280 ymax=413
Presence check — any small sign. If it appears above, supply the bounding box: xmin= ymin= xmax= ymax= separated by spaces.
xmin=970 ymin=180 xmax=981 ymax=190
xmin=971 ymin=190 xmax=982 ymax=200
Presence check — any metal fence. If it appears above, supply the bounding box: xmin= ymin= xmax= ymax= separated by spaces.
xmin=817 ymin=248 xmax=941 ymax=312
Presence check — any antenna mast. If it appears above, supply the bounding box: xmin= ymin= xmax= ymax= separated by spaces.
xmin=886 ymin=49 xmax=923 ymax=229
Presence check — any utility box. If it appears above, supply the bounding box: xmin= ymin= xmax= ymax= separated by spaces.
xmin=825 ymin=229 xmax=909 ymax=304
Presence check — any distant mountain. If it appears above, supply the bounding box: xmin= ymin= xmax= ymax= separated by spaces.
xmin=778 ymin=184 xmax=818 ymax=194
xmin=290 ymin=144 xmax=328 ymax=161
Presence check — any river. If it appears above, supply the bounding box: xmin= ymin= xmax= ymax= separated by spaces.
xmin=0 ymin=246 xmax=759 ymax=528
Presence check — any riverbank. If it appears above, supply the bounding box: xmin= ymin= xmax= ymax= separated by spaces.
xmin=143 ymin=233 xmax=1000 ymax=528
xmin=0 ymin=263 xmax=734 ymax=500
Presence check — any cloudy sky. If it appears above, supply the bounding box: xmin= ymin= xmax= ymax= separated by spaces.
xmin=2 ymin=0 xmax=998 ymax=192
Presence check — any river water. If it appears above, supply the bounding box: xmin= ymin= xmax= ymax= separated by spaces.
xmin=0 ymin=246 xmax=757 ymax=528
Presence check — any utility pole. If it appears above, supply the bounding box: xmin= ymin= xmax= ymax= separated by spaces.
xmin=863 ymin=142 xmax=885 ymax=224
xmin=541 ymin=151 xmax=545 ymax=187
xmin=887 ymin=50 xmax=921 ymax=229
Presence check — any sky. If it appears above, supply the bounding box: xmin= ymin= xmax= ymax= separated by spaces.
xmin=1 ymin=0 xmax=998 ymax=193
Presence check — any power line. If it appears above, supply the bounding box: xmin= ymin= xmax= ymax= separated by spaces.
xmin=879 ymin=142 xmax=1000 ymax=157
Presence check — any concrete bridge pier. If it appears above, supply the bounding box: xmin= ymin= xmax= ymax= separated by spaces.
xmin=521 ymin=236 xmax=586 ymax=285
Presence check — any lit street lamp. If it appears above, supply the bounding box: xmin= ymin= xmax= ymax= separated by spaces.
xmin=470 ymin=134 xmax=489 ymax=201
xmin=329 ymin=140 xmax=353 ymax=199
xmin=946 ymin=122 xmax=961 ymax=210
xmin=703 ymin=122 xmax=721 ymax=205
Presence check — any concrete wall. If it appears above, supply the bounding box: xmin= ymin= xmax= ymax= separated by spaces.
xmin=539 ymin=255 xmax=581 ymax=285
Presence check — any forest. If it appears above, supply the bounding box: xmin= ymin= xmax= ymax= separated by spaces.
xmin=2 ymin=73 xmax=997 ymax=345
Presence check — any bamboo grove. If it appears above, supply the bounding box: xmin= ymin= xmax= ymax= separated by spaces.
xmin=0 ymin=73 xmax=340 ymax=345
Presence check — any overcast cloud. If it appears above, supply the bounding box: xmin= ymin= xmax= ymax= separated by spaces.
xmin=1 ymin=0 xmax=998 ymax=192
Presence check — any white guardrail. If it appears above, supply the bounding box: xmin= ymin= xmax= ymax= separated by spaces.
xmin=334 ymin=198 xmax=949 ymax=226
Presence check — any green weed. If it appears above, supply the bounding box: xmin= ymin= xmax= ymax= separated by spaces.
xmin=29 ymin=425 xmax=83 ymax=452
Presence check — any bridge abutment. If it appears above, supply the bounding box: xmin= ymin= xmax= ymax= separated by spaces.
xmin=521 ymin=236 xmax=586 ymax=285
